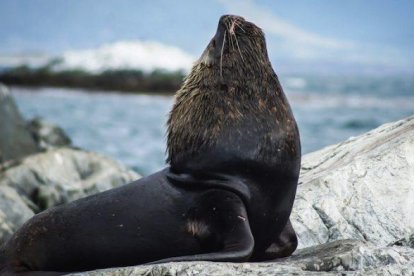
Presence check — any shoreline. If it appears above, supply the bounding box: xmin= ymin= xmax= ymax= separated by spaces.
xmin=0 ymin=66 xmax=184 ymax=95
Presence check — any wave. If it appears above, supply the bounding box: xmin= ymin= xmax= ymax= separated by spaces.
xmin=0 ymin=41 xmax=196 ymax=74
xmin=284 ymin=77 xmax=307 ymax=89
xmin=58 ymin=41 xmax=195 ymax=73
xmin=287 ymin=91 xmax=414 ymax=110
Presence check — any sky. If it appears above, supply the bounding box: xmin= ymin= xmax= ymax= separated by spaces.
xmin=0 ymin=0 xmax=413 ymax=74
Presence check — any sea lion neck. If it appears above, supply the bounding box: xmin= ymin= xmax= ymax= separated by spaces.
xmin=166 ymin=69 xmax=284 ymax=171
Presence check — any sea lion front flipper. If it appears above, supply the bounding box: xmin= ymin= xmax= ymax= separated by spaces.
xmin=259 ymin=219 xmax=298 ymax=260
xmin=147 ymin=190 xmax=254 ymax=264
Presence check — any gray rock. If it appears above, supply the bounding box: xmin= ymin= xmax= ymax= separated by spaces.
xmin=68 ymin=240 xmax=414 ymax=275
xmin=0 ymin=186 xmax=34 ymax=244
xmin=293 ymin=115 xmax=414 ymax=249
xmin=0 ymin=147 xmax=139 ymax=244
xmin=27 ymin=117 xmax=72 ymax=149
xmin=0 ymin=84 xmax=38 ymax=162
xmin=0 ymin=147 xmax=140 ymax=211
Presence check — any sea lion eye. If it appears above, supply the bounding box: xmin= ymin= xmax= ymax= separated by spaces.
xmin=212 ymin=39 xmax=216 ymax=48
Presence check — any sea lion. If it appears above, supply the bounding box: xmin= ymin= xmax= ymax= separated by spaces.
xmin=166 ymin=14 xmax=301 ymax=261
xmin=0 ymin=15 xmax=300 ymax=275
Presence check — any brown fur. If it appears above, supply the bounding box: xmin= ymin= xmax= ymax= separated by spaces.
xmin=167 ymin=15 xmax=299 ymax=168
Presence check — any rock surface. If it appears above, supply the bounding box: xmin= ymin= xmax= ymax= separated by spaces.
xmin=0 ymin=147 xmax=140 ymax=244
xmin=0 ymin=186 xmax=34 ymax=243
xmin=70 ymin=116 xmax=414 ymax=275
xmin=0 ymin=84 xmax=39 ymax=162
xmin=292 ymin=115 xmax=414 ymax=249
xmin=69 ymin=240 xmax=414 ymax=276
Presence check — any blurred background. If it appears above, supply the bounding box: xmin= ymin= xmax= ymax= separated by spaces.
xmin=0 ymin=0 xmax=413 ymax=175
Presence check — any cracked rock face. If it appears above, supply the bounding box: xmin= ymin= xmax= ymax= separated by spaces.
xmin=293 ymin=116 xmax=414 ymax=249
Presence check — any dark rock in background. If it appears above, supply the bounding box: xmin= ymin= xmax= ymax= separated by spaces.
xmin=27 ymin=117 xmax=72 ymax=149
xmin=0 ymin=84 xmax=39 ymax=162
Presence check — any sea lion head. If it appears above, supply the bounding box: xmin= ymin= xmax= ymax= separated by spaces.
xmin=194 ymin=15 xmax=272 ymax=85
xmin=201 ymin=16 xmax=268 ymax=67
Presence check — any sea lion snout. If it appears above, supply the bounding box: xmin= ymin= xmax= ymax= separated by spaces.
xmin=200 ymin=15 xmax=246 ymax=67
xmin=199 ymin=26 xmax=224 ymax=67
xmin=215 ymin=15 xmax=246 ymax=46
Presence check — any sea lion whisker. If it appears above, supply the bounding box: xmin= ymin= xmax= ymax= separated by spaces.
xmin=225 ymin=21 xmax=235 ymax=51
xmin=234 ymin=34 xmax=245 ymax=63
xmin=220 ymin=30 xmax=227 ymax=79
xmin=234 ymin=21 xmax=246 ymax=33
xmin=231 ymin=33 xmax=237 ymax=52
xmin=230 ymin=19 xmax=236 ymax=34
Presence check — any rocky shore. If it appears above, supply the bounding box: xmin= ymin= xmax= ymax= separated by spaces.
xmin=0 ymin=66 xmax=184 ymax=94
xmin=0 ymin=83 xmax=413 ymax=275
xmin=0 ymin=84 xmax=139 ymax=244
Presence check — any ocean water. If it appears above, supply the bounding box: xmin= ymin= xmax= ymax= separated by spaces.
xmin=12 ymin=75 xmax=414 ymax=175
